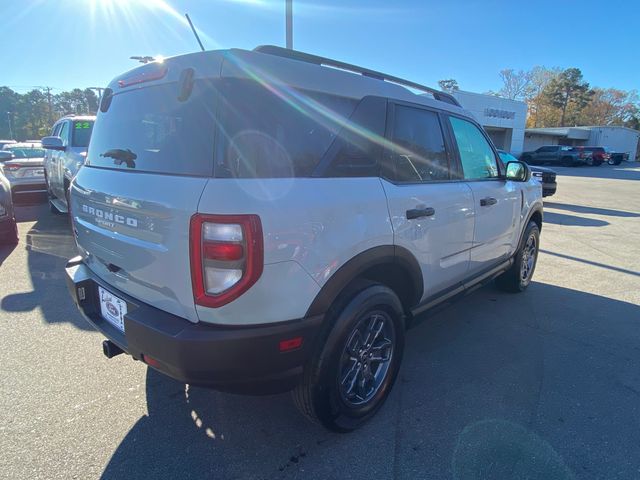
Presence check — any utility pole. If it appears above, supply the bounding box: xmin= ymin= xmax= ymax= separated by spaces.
xmin=6 ymin=112 xmax=13 ymax=140
xmin=89 ymin=87 xmax=105 ymax=111
xmin=43 ymin=86 xmax=53 ymax=127
xmin=286 ymin=0 xmax=293 ymax=49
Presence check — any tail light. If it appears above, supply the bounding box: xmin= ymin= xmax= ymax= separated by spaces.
xmin=190 ymin=214 xmax=263 ymax=308
xmin=3 ymin=163 xmax=23 ymax=172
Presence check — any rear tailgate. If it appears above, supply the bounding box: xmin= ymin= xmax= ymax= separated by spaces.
xmin=71 ymin=168 xmax=208 ymax=322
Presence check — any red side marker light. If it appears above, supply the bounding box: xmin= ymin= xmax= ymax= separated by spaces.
xmin=143 ymin=354 xmax=161 ymax=368
xmin=279 ymin=336 xmax=303 ymax=352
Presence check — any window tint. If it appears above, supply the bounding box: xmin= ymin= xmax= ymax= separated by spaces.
xmin=72 ymin=121 xmax=94 ymax=148
xmin=449 ymin=116 xmax=499 ymax=180
xmin=216 ymin=79 xmax=357 ymax=178
xmin=87 ymin=81 xmax=216 ymax=176
xmin=323 ymin=96 xmax=386 ymax=178
xmin=389 ymin=106 xmax=449 ymax=182
xmin=537 ymin=146 xmax=554 ymax=153
xmin=59 ymin=122 xmax=69 ymax=145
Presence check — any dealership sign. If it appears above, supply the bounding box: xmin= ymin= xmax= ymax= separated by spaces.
xmin=484 ymin=108 xmax=515 ymax=119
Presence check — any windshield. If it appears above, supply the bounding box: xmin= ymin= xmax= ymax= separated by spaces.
xmin=87 ymin=81 xmax=215 ymax=176
xmin=6 ymin=147 xmax=45 ymax=158
xmin=72 ymin=121 xmax=94 ymax=147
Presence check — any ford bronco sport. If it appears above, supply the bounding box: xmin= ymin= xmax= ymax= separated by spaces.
xmin=65 ymin=46 xmax=543 ymax=432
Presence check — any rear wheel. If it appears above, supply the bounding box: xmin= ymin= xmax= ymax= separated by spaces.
xmin=293 ymin=283 xmax=405 ymax=432
xmin=496 ymin=221 xmax=540 ymax=293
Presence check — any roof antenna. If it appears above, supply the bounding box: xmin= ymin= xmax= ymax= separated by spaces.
xmin=185 ymin=13 xmax=205 ymax=52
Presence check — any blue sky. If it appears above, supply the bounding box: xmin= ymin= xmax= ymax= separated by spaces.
xmin=1 ymin=0 xmax=638 ymax=95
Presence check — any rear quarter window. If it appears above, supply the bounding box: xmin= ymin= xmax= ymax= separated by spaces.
xmin=215 ymin=79 xmax=357 ymax=178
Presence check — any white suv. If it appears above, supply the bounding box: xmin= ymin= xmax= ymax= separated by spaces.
xmin=64 ymin=46 xmax=543 ymax=431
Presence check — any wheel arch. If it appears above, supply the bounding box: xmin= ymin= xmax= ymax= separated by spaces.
xmin=305 ymin=245 xmax=423 ymax=318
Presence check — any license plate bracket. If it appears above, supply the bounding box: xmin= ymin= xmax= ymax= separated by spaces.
xmin=98 ymin=286 xmax=127 ymax=332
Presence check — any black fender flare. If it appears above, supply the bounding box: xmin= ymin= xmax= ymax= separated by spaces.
xmin=518 ymin=206 xmax=543 ymax=249
xmin=305 ymin=245 xmax=423 ymax=317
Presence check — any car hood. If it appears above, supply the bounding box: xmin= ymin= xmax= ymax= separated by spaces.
xmin=527 ymin=164 xmax=556 ymax=174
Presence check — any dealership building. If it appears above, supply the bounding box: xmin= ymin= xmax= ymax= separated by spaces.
xmin=523 ymin=126 xmax=639 ymax=161
xmin=451 ymin=90 xmax=528 ymax=155
xmin=448 ymin=90 xmax=639 ymax=162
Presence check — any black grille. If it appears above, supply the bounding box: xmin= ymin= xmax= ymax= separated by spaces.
xmin=542 ymin=172 xmax=556 ymax=183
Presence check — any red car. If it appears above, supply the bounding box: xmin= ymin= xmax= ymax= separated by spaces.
xmin=571 ymin=146 xmax=609 ymax=166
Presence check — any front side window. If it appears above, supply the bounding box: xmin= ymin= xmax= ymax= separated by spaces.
xmin=388 ymin=106 xmax=449 ymax=182
xmin=58 ymin=121 xmax=69 ymax=146
xmin=449 ymin=116 xmax=499 ymax=180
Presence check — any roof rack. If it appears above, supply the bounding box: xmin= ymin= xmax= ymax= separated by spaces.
xmin=253 ymin=45 xmax=461 ymax=108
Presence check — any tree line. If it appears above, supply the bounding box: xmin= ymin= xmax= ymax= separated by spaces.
xmin=0 ymin=87 xmax=99 ymax=140
xmin=2 ymin=66 xmax=639 ymax=141
xmin=438 ymin=67 xmax=640 ymax=130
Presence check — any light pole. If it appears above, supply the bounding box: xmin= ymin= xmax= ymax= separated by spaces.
xmin=6 ymin=112 xmax=13 ymax=140
xmin=286 ymin=0 xmax=293 ymax=49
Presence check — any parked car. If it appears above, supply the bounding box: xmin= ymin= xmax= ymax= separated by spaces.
xmin=571 ymin=146 xmax=607 ymax=166
xmin=42 ymin=115 xmax=95 ymax=213
xmin=499 ymin=150 xmax=556 ymax=197
xmin=0 ymin=140 xmax=17 ymax=150
xmin=520 ymin=145 xmax=592 ymax=166
xmin=606 ymin=149 xmax=629 ymax=165
xmin=0 ymin=143 xmax=47 ymax=199
xmin=64 ymin=46 xmax=543 ymax=432
xmin=0 ymin=167 xmax=18 ymax=244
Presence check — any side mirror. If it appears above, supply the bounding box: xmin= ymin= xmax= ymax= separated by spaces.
xmin=505 ymin=161 xmax=530 ymax=182
xmin=41 ymin=136 xmax=65 ymax=151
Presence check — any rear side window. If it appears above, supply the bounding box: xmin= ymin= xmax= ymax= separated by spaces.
xmin=72 ymin=121 xmax=94 ymax=148
xmin=215 ymin=79 xmax=357 ymax=178
xmin=449 ymin=116 xmax=499 ymax=180
xmin=388 ymin=106 xmax=449 ymax=182
xmin=87 ymin=81 xmax=216 ymax=176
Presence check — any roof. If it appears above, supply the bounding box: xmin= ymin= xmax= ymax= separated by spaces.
xmin=109 ymin=47 xmax=468 ymax=117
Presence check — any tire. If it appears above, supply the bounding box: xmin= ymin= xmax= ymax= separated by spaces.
xmin=561 ymin=156 xmax=574 ymax=167
xmin=292 ymin=283 xmax=405 ymax=432
xmin=593 ymin=159 xmax=603 ymax=166
xmin=496 ymin=221 xmax=540 ymax=293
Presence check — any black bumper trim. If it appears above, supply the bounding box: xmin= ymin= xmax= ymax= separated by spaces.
xmin=65 ymin=257 xmax=324 ymax=394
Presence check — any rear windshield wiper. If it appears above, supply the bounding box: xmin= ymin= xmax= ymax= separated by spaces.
xmin=100 ymin=148 xmax=137 ymax=169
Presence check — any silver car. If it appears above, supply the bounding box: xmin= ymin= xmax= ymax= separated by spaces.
xmin=42 ymin=115 xmax=95 ymax=213
xmin=0 ymin=143 xmax=47 ymax=199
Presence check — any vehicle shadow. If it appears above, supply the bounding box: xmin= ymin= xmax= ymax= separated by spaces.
xmin=542 ymin=211 xmax=609 ymax=227
xmin=0 ymin=203 xmax=90 ymax=330
xmin=544 ymin=202 xmax=640 ymax=218
xmin=102 ymin=282 xmax=640 ymax=479
xmin=553 ymin=163 xmax=639 ymax=181
xmin=0 ymin=243 xmax=18 ymax=266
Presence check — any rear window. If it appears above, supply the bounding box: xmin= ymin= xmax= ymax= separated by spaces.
xmin=87 ymin=81 xmax=216 ymax=176
xmin=215 ymin=79 xmax=357 ymax=178
xmin=72 ymin=121 xmax=94 ymax=148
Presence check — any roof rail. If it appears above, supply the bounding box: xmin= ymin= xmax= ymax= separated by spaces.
xmin=253 ymin=45 xmax=461 ymax=108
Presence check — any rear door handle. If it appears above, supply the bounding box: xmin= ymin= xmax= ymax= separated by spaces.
xmin=480 ymin=197 xmax=497 ymax=207
xmin=406 ymin=207 xmax=435 ymax=219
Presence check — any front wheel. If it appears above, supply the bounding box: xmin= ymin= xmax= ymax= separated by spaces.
xmin=0 ymin=217 xmax=18 ymax=245
xmin=496 ymin=221 xmax=540 ymax=293
xmin=293 ymin=283 xmax=405 ymax=432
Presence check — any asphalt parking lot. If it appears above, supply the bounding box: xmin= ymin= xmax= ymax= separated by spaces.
xmin=1 ymin=164 xmax=639 ymax=480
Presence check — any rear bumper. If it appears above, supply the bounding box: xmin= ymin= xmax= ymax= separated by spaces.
xmin=65 ymin=256 xmax=324 ymax=394
xmin=9 ymin=177 xmax=47 ymax=195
